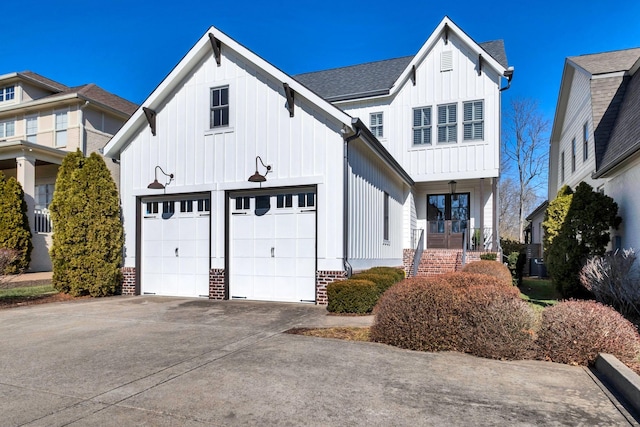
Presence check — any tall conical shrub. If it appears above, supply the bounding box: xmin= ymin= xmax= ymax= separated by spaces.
xmin=0 ymin=172 xmax=32 ymax=273
xmin=50 ymin=150 xmax=123 ymax=296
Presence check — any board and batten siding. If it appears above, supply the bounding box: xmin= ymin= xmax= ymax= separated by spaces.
xmin=347 ymin=139 xmax=406 ymax=270
xmin=118 ymin=45 xmax=348 ymax=272
xmin=339 ymin=33 xmax=501 ymax=183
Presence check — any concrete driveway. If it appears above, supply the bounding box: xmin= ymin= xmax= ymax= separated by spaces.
xmin=0 ymin=296 xmax=636 ymax=426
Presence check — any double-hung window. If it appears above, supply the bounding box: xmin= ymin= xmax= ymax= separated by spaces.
xmin=370 ymin=112 xmax=383 ymax=138
xmin=583 ymin=122 xmax=589 ymax=161
xmin=55 ymin=111 xmax=68 ymax=147
xmin=413 ymin=107 xmax=432 ymax=145
xmin=571 ymin=138 xmax=576 ymax=172
xmin=561 ymin=151 xmax=565 ymax=182
xmin=210 ymin=86 xmax=229 ymax=128
xmin=383 ymin=192 xmax=390 ymax=241
xmin=463 ymin=100 xmax=483 ymax=141
xmin=437 ymin=104 xmax=457 ymax=143
xmin=0 ymin=86 xmax=15 ymax=102
xmin=0 ymin=119 xmax=15 ymax=138
xmin=26 ymin=116 xmax=38 ymax=143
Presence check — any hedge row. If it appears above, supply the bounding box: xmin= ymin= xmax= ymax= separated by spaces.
xmin=326 ymin=267 xmax=405 ymax=314
xmin=370 ymin=270 xmax=640 ymax=368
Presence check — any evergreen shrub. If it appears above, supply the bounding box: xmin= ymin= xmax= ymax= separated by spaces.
xmin=366 ymin=266 xmax=405 ymax=282
xmin=537 ymin=300 xmax=640 ymax=367
xmin=350 ymin=272 xmax=396 ymax=295
xmin=49 ymin=151 xmax=123 ymax=296
xmin=326 ymin=279 xmax=379 ymax=314
xmin=461 ymin=260 xmax=513 ymax=287
xmin=0 ymin=173 xmax=32 ymax=273
xmin=479 ymin=253 xmax=497 ymax=261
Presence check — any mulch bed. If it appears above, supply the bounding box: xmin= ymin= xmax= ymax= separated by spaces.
xmin=0 ymin=292 xmax=90 ymax=309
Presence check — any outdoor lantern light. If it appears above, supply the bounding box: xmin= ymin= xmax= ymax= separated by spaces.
xmin=448 ymin=180 xmax=457 ymax=195
xmin=248 ymin=156 xmax=272 ymax=183
xmin=148 ymin=166 xmax=174 ymax=189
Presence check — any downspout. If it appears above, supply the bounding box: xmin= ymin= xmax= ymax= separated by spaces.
xmin=342 ymin=125 xmax=362 ymax=278
xmin=79 ymin=100 xmax=90 ymax=155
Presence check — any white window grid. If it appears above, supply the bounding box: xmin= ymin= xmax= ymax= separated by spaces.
xmin=0 ymin=86 xmax=15 ymax=102
xmin=55 ymin=111 xmax=68 ymax=147
xmin=370 ymin=112 xmax=383 ymax=138
xmin=0 ymin=120 xmax=15 ymax=138
xmin=26 ymin=116 xmax=38 ymax=143
xmin=210 ymin=86 xmax=229 ymax=128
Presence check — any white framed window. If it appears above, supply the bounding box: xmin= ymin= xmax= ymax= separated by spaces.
xmin=146 ymin=202 xmax=159 ymax=215
xmin=437 ymin=104 xmax=457 ymax=143
xmin=571 ymin=138 xmax=576 ymax=173
xmin=35 ymin=184 xmax=55 ymax=210
xmin=383 ymin=192 xmax=390 ymax=241
xmin=26 ymin=116 xmax=38 ymax=143
xmin=0 ymin=85 xmax=15 ymax=102
xmin=561 ymin=151 xmax=565 ymax=182
xmin=55 ymin=111 xmax=68 ymax=147
xmin=298 ymin=192 xmax=315 ymax=208
xmin=210 ymin=86 xmax=229 ymax=128
xmin=583 ymin=122 xmax=589 ymax=161
xmin=463 ymin=100 xmax=484 ymax=141
xmin=0 ymin=119 xmax=15 ymax=138
xmin=370 ymin=112 xmax=383 ymax=138
xmin=197 ymin=198 xmax=210 ymax=212
xmin=234 ymin=196 xmax=250 ymax=211
xmin=413 ymin=107 xmax=432 ymax=145
xmin=180 ymin=200 xmax=194 ymax=213
xmin=276 ymin=194 xmax=293 ymax=209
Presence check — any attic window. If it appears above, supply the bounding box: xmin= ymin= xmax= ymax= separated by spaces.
xmin=441 ymin=51 xmax=453 ymax=72
xmin=0 ymin=85 xmax=15 ymax=102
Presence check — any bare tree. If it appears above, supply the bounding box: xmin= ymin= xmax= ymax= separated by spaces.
xmin=502 ymin=98 xmax=550 ymax=242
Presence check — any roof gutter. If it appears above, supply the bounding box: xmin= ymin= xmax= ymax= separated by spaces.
xmin=592 ymin=144 xmax=640 ymax=179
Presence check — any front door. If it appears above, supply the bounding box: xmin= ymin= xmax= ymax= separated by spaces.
xmin=426 ymin=193 xmax=469 ymax=249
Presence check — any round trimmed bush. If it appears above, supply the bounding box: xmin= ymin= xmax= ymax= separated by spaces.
xmin=351 ymin=272 xmax=397 ymax=295
xmin=327 ymin=279 xmax=379 ymax=314
xmin=370 ymin=277 xmax=465 ymax=351
xmin=367 ymin=267 xmax=405 ymax=282
xmin=461 ymin=260 xmax=513 ymax=287
xmin=537 ymin=300 xmax=640 ymax=367
xmin=371 ymin=273 xmax=538 ymax=359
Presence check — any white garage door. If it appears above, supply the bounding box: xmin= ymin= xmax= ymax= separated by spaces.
xmin=229 ymin=189 xmax=316 ymax=303
xmin=141 ymin=197 xmax=210 ymax=297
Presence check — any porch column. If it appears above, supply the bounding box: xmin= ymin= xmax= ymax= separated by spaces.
xmin=479 ymin=178 xmax=485 ymax=235
xmin=492 ymin=177 xmax=498 ymax=251
xmin=16 ymin=155 xmax=36 ymax=233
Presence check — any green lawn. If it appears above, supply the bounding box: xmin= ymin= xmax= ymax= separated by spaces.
xmin=519 ymin=278 xmax=561 ymax=311
xmin=0 ymin=284 xmax=57 ymax=301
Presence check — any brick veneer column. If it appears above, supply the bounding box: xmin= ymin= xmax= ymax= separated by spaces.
xmin=121 ymin=267 xmax=136 ymax=295
xmin=315 ymin=270 xmax=347 ymax=305
xmin=209 ymin=269 xmax=225 ymax=300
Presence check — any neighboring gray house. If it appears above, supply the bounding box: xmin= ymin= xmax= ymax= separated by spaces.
xmin=548 ymin=47 xmax=640 ymax=254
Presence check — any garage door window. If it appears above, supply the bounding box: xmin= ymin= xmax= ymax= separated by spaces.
xmin=180 ymin=200 xmax=193 ymax=213
xmin=235 ymin=196 xmax=250 ymax=211
xmin=298 ymin=192 xmax=315 ymax=208
xmin=162 ymin=201 xmax=175 ymax=219
xmin=197 ymin=198 xmax=211 ymax=212
xmin=276 ymin=194 xmax=293 ymax=209
xmin=146 ymin=202 xmax=159 ymax=215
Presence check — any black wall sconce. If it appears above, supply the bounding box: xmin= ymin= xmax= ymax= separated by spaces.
xmin=248 ymin=156 xmax=272 ymax=183
xmin=448 ymin=180 xmax=457 ymax=194
xmin=148 ymin=166 xmax=174 ymax=189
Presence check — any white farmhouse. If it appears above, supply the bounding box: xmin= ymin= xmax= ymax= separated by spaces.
xmin=548 ymin=47 xmax=640 ymax=254
xmin=104 ymin=16 xmax=512 ymax=303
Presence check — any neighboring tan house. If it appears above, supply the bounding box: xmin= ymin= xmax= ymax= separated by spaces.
xmin=0 ymin=71 xmax=137 ymax=271
xmin=104 ymin=16 xmax=512 ymax=303
xmin=548 ymin=48 xmax=640 ymax=254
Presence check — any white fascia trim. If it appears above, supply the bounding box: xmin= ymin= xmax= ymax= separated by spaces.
xmin=104 ymin=26 xmax=354 ymax=158
xmin=0 ymin=93 xmax=78 ymax=114
xmin=389 ymin=17 xmax=507 ymax=97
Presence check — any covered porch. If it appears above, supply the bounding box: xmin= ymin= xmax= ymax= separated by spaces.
xmin=0 ymin=140 xmax=66 ymax=271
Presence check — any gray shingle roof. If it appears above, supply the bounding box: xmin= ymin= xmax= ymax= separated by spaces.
xmin=293 ymin=40 xmax=507 ymax=102
xmin=569 ymin=48 xmax=640 ymax=75
xmin=17 ymin=71 xmax=69 ymax=91
xmin=595 ymin=68 xmax=640 ymax=176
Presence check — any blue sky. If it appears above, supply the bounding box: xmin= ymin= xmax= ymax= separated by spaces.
xmin=3 ymin=0 xmax=640 ymax=125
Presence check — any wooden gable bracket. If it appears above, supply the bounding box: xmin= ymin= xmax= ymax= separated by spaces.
xmin=283 ymin=83 xmax=295 ymax=117
xmin=208 ymin=33 xmax=222 ymax=66
xmin=478 ymin=54 xmax=483 ymax=76
xmin=444 ymin=23 xmax=449 ymax=45
xmin=410 ymin=65 xmax=416 ymax=86
xmin=142 ymin=107 xmax=157 ymax=136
